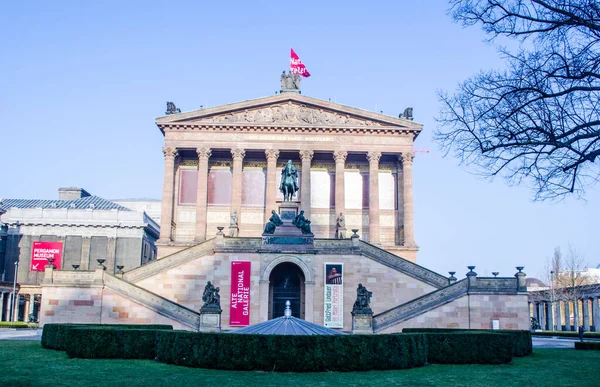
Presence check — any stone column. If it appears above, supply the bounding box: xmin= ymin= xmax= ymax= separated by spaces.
xmin=265 ymin=150 xmax=280 ymax=221
xmin=0 ymin=292 xmax=4 ymax=321
xmin=23 ymin=295 xmax=30 ymax=322
xmin=367 ymin=151 xmax=382 ymax=244
xmin=159 ymin=147 xmax=178 ymax=242
xmin=554 ymin=300 xmax=562 ymax=330
xmin=230 ymin=149 xmax=246 ymax=219
xmin=565 ymin=301 xmax=571 ymax=331
xmin=574 ymin=300 xmax=580 ymax=328
xmin=300 ymin=150 xmax=314 ymax=219
xmin=401 ymin=152 xmax=415 ymax=247
xmin=534 ymin=302 xmax=541 ymax=328
xmin=396 ymin=162 xmax=404 ymax=245
xmin=583 ymin=298 xmax=591 ymax=331
xmin=304 ymin=281 xmax=315 ymax=323
xmin=194 ymin=148 xmax=212 ymax=242
xmin=546 ymin=302 xmax=552 ymax=332
xmin=106 ymin=237 xmax=117 ymax=274
xmin=592 ymin=297 xmax=600 ymax=332
xmin=333 ymin=151 xmax=348 ymax=222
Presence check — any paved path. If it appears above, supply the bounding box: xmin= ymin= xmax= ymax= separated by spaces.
xmin=0 ymin=329 xmax=42 ymax=341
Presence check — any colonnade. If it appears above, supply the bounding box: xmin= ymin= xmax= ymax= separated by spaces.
xmin=529 ymin=297 xmax=600 ymax=331
xmin=0 ymin=292 xmax=40 ymax=322
xmin=158 ymin=147 xmax=416 ymax=246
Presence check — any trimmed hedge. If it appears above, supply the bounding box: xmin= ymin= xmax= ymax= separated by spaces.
xmin=403 ymin=328 xmax=532 ymax=357
xmin=155 ymin=331 xmax=428 ymax=372
xmin=0 ymin=322 xmax=37 ymax=329
xmin=423 ymin=332 xmax=513 ymax=364
xmin=66 ymin=328 xmax=159 ymax=359
xmin=532 ymin=331 xmax=600 ymax=339
xmin=574 ymin=341 xmax=600 ymax=350
xmin=41 ymin=323 xmax=173 ymax=350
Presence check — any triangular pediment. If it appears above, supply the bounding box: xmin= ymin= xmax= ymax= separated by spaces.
xmin=156 ymin=93 xmax=421 ymax=132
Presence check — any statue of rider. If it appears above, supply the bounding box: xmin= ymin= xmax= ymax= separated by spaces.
xmin=279 ymin=160 xmax=299 ymax=201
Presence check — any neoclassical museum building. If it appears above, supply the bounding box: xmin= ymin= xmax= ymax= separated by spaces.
xmin=37 ymin=82 xmax=530 ymax=332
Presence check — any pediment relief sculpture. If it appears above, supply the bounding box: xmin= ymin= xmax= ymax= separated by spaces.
xmin=199 ymin=103 xmax=384 ymax=127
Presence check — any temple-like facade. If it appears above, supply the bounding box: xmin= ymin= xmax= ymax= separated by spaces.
xmin=37 ymin=88 xmax=530 ymax=333
xmin=155 ymin=93 xmax=419 ymax=262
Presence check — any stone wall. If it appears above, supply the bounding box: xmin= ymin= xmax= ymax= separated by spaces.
xmin=379 ymin=294 xmax=530 ymax=333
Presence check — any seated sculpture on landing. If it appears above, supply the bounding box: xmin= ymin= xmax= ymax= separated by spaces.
xmin=292 ymin=210 xmax=312 ymax=234
xmin=263 ymin=210 xmax=283 ymax=234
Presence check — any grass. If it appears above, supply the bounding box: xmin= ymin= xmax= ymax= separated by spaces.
xmin=1 ymin=341 xmax=599 ymax=387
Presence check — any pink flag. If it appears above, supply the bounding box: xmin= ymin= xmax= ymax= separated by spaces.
xmin=290 ymin=48 xmax=311 ymax=77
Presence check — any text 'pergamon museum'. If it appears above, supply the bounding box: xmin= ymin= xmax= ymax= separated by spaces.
xmin=0 ymin=73 xmax=529 ymax=333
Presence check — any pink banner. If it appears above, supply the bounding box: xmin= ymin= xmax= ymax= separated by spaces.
xmin=290 ymin=48 xmax=311 ymax=77
xmin=31 ymin=241 xmax=63 ymax=271
xmin=230 ymin=261 xmax=251 ymax=326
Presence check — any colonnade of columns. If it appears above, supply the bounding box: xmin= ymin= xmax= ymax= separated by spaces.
xmin=158 ymin=147 xmax=416 ymax=246
xmin=0 ymin=292 xmax=40 ymax=322
xmin=529 ymin=297 xmax=600 ymax=331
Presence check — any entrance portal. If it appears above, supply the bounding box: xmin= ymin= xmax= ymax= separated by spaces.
xmin=268 ymin=262 xmax=305 ymax=320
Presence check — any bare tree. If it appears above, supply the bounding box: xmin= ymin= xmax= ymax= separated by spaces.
xmin=435 ymin=0 xmax=600 ymax=200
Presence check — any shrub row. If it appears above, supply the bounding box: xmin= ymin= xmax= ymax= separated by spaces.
xmin=155 ymin=331 xmax=428 ymax=372
xmin=403 ymin=328 xmax=532 ymax=357
xmin=49 ymin=326 xmax=518 ymax=371
xmin=532 ymin=330 xmax=600 ymax=339
xmin=41 ymin=323 xmax=173 ymax=350
xmin=574 ymin=341 xmax=600 ymax=350
xmin=0 ymin=322 xmax=36 ymax=329
xmin=66 ymin=328 xmax=159 ymax=359
xmin=423 ymin=332 xmax=512 ymax=364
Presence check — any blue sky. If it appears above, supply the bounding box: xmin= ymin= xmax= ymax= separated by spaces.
xmin=2 ymin=0 xmax=598 ymax=280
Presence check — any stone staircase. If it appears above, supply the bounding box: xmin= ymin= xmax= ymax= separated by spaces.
xmin=357 ymin=241 xmax=449 ymax=288
xmin=104 ymin=274 xmax=201 ymax=330
xmin=124 ymin=238 xmax=216 ymax=283
xmin=372 ymin=279 xmax=469 ymax=332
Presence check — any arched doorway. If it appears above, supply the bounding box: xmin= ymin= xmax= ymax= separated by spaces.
xmin=268 ymin=262 xmax=305 ymax=320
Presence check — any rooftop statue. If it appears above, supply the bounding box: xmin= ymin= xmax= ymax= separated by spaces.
xmin=280 ymin=71 xmax=301 ymax=91
xmin=166 ymin=101 xmax=181 ymax=115
xmin=279 ymin=160 xmax=299 ymax=202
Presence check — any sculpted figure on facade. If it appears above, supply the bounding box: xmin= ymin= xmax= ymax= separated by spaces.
xmin=229 ymin=211 xmax=239 ymax=237
xmin=336 ymin=212 xmax=346 ymax=239
xmin=201 ymin=281 xmax=221 ymax=310
xmin=165 ymin=102 xmax=181 ymax=115
xmin=352 ymin=283 xmax=373 ymax=314
xmin=292 ymin=210 xmax=312 ymax=234
xmin=279 ymin=160 xmax=299 ymax=201
xmin=263 ymin=210 xmax=283 ymax=234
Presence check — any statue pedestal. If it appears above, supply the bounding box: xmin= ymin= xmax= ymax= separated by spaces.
xmin=261 ymin=202 xmax=314 ymax=252
xmin=351 ymin=311 xmax=374 ymax=334
xmin=199 ymin=307 xmax=222 ymax=332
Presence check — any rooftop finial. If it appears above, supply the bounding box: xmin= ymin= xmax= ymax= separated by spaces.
xmin=284 ymin=300 xmax=292 ymax=317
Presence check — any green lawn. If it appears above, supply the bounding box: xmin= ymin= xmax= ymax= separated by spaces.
xmin=1 ymin=341 xmax=598 ymax=387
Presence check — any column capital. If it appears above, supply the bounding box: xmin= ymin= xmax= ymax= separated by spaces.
xmin=367 ymin=151 xmax=382 ymax=164
xmin=333 ymin=150 xmax=348 ymax=163
xmin=196 ymin=148 xmax=212 ymax=161
xmin=265 ymin=149 xmax=280 ymax=161
xmin=231 ymin=148 xmax=246 ymax=161
xmin=162 ymin=147 xmax=178 ymax=159
xmin=400 ymin=152 xmax=415 ymax=165
xmin=300 ymin=150 xmax=314 ymax=162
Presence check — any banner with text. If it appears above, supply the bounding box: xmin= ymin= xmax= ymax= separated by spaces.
xmin=290 ymin=48 xmax=311 ymax=77
xmin=31 ymin=241 xmax=63 ymax=271
xmin=230 ymin=261 xmax=251 ymax=326
xmin=324 ymin=262 xmax=343 ymax=328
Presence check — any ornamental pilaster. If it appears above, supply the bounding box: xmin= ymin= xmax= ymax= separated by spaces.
xmin=230 ymin=149 xmax=246 ymax=219
xmin=159 ymin=147 xmax=178 ymax=242
xmin=401 ymin=152 xmax=415 ymax=247
xmin=195 ymin=148 xmax=212 ymax=242
xmin=299 ymin=150 xmax=314 ymax=219
xmin=333 ymin=150 xmax=348 ymax=222
xmin=367 ymin=151 xmax=382 ymax=244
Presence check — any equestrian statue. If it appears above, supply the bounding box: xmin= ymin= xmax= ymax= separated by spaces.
xmin=279 ymin=160 xmax=299 ymax=202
